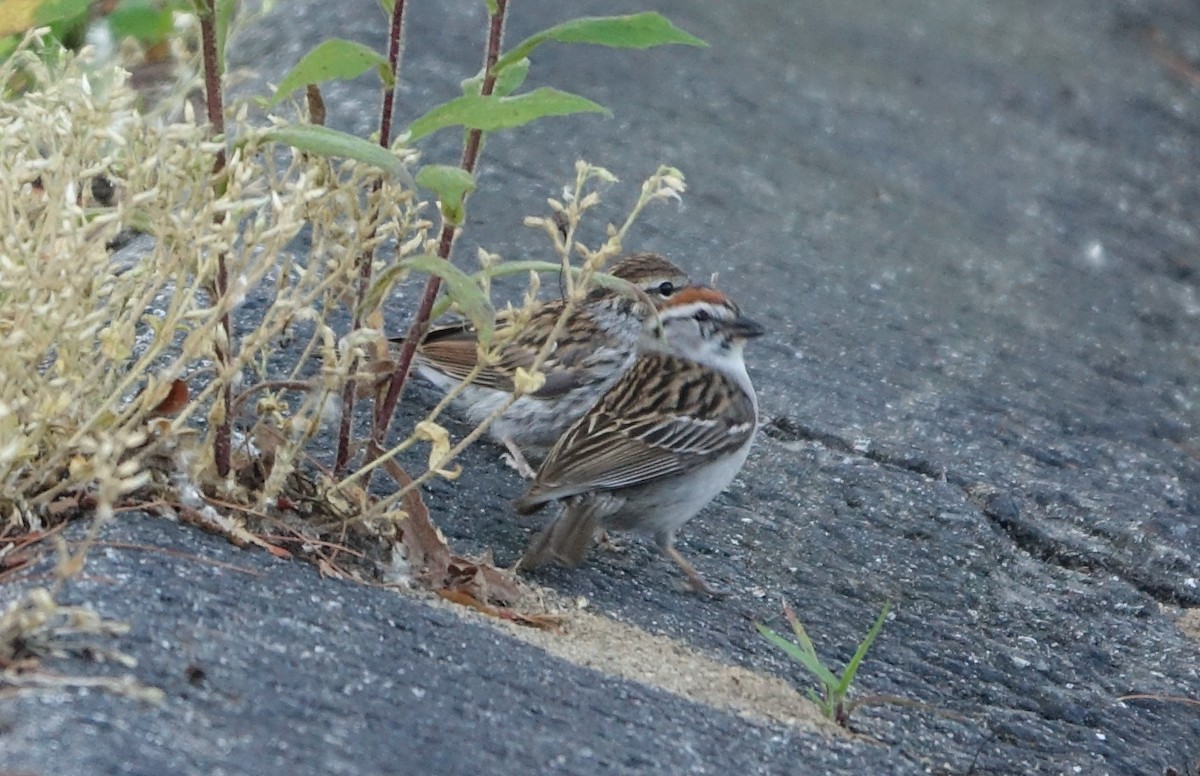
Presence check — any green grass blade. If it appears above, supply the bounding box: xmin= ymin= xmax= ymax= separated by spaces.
xmin=834 ymin=602 xmax=891 ymax=696
xmin=755 ymin=622 xmax=840 ymax=688
xmin=784 ymin=601 xmax=821 ymax=661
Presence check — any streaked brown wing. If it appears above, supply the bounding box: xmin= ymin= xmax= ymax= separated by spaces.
xmin=416 ymin=323 xmax=514 ymax=391
xmin=491 ymin=300 xmax=624 ymax=399
xmin=525 ymin=354 xmax=756 ymax=501
xmin=413 ymin=300 xmax=566 ymax=393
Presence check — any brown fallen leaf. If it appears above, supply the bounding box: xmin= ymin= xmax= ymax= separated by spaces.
xmin=148 ymin=379 xmax=189 ymax=417
xmin=0 ymin=548 xmax=37 ymax=579
xmin=381 ymin=457 xmax=451 ymax=587
xmin=435 ymin=589 xmax=564 ymax=630
xmin=446 ymin=554 xmax=524 ymax=606
xmin=356 ymin=358 xmax=398 ymax=397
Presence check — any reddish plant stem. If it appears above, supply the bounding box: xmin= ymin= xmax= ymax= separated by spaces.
xmin=378 ymin=0 xmax=407 ymax=150
xmin=199 ymin=0 xmax=231 ymax=478
xmin=333 ymin=0 xmax=410 ymax=476
xmin=331 ymin=360 xmax=357 ymax=476
xmin=370 ymin=0 xmax=509 ymax=457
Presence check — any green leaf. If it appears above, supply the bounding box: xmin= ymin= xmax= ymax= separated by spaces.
xmin=755 ymin=623 xmax=841 ymax=688
xmin=470 ymin=260 xmax=622 ymax=287
xmin=481 ymin=0 xmax=498 ymax=15
xmin=258 ymin=124 xmax=413 ymax=184
xmin=415 ymin=165 xmax=476 ymax=227
xmin=106 ymin=1 xmax=175 ymax=45
xmin=269 ymin=39 xmax=392 ymax=107
xmin=0 ymin=36 xmax=18 ymax=62
xmin=474 ymin=259 xmax=564 ymax=280
xmin=834 ymin=603 xmax=891 ymax=696
xmin=493 ymin=12 xmax=706 ymax=75
xmin=31 ymin=0 xmax=90 ymax=27
xmin=461 ymin=57 xmax=529 ymax=98
xmin=359 ymin=262 xmax=410 ymax=317
xmin=406 ymin=88 xmax=608 ymax=141
xmin=215 ymin=0 xmax=235 ymax=72
xmin=402 ymin=255 xmax=495 ymax=346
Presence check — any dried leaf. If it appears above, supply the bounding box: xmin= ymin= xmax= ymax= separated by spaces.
xmin=364 ymin=308 xmax=388 ymax=360
xmin=357 ymin=358 xmax=396 ymax=397
xmin=414 ymin=420 xmax=461 ymax=480
xmin=381 ymin=458 xmax=450 ymax=587
xmin=316 ymin=558 xmax=349 ymax=579
xmin=446 ymin=555 xmax=524 ymax=605
xmin=148 ymin=379 xmax=189 ymax=417
xmin=436 ymin=589 xmax=563 ymax=630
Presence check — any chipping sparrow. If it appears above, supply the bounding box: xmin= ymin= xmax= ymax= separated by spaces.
xmin=514 ymin=284 xmax=763 ymax=596
xmin=405 ymin=253 xmax=690 ymax=477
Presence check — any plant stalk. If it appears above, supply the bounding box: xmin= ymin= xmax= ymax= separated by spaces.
xmin=371 ymin=0 xmax=509 ymax=453
xmin=333 ymin=0 xmax=410 ymax=476
xmin=199 ymin=0 xmax=232 ymax=478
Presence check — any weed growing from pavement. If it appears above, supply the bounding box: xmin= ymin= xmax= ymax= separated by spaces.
xmin=1 ymin=2 xmax=706 ymax=691
xmin=756 ymin=601 xmax=891 ymax=727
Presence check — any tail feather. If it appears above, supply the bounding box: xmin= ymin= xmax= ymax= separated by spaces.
xmin=518 ymin=502 xmax=601 ymax=570
xmin=513 ymin=489 xmax=549 ymax=516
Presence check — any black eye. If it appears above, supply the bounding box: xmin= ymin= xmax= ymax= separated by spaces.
xmin=654 ymin=281 xmax=676 ymax=297
xmin=694 ymin=309 xmax=711 ymax=322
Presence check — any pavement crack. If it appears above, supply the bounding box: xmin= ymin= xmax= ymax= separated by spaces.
xmin=763 ymin=415 xmax=967 ymax=485
xmin=763 ymin=415 xmax=1200 ymax=607
xmin=761 ymin=415 xmax=856 ymax=455
xmin=978 ymin=492 xmax=1200 ymax=607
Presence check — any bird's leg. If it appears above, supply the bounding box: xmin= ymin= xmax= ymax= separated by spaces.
xmin=659 ymin=539 xmax=730 ymax=599
xmin=501 ymin=437 xmax=537 ymax=479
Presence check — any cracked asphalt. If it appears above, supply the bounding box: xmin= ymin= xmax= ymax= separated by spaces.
xmin=5 ymin=0 xmax=1200 ymax=774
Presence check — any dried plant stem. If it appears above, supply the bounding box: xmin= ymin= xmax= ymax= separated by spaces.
xmin=334 ymin=359 xmax=490 ymax=494
xmin=358 ymin=164 xmax=676 ymax=515
xmin=334 ymin=0 xmax=410 ymax=476
xmin=199 ymin=0 xmax=232 ymax=478
xmin=369 ymin=0 xmax=510 ymax=468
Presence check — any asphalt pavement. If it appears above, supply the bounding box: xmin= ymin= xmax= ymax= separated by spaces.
xmin=5 ymin=1 xmax=1200 ymax=774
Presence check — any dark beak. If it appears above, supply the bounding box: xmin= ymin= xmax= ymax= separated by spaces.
xmin=727 ymin=315 xmax=765 ymax=339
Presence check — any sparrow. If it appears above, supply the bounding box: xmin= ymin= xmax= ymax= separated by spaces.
xmin=514 ymin=284 xmax=763 ymax=596
xmin=404 ymin=253 xmax=690 ymax=477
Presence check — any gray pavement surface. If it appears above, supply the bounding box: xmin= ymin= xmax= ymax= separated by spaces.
xmin=5 ymin=0 xmax=1200 ymax=774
